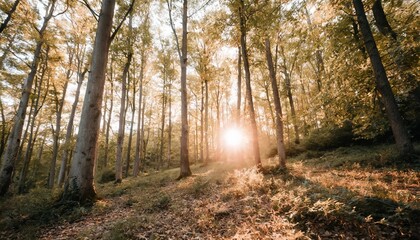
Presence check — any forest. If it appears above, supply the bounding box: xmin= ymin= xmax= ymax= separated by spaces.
xmin=0 ymin=0 xmax=419 ymax=239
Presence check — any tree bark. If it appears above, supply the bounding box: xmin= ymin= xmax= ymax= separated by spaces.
xmin=0 ymin=0 xmax=56 ymax=196
xmin=239 ymin=0 xmax=261 ymax=166
xmin=353 ymin=0 xmax=413 ymax=156
xmin=265 ymin=38 xmax=286 ymax=169
xmin=133 ymin=53 xmax=145 ymax=176
xmin=179 ymin=0 xmax=191 ymax=178
xmin=48 ymin=62 xmax=71 ymax=189
xmin=115 ymin=53 xmax=132 ymax=182
xmin=64 ymin=0 xmax=116 ymax=202
xmin=58 ymin=65 xmax=87 ymax=187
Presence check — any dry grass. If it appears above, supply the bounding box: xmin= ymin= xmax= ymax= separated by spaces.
xmin=1 ymin=143 xmax=419 ymax=239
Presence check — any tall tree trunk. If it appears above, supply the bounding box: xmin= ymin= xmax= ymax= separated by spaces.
xmin=159 ymin=72 xmax=167 ymax=170
xmin=237 ymin=46 xmax=242 ymax=123
xmin=204 ymin=79 xmax=209 ymax=162
xmin=167 ymin=79 xmax=172 ymax=168
xmin=58 ymin=65 xmax=87 ymax=187
xmin=18 ymin=61 xmax=49 ymax=193
xmin=64 ymin=0 xmax=116 ymax=202
xmin=125 ymin=81 xmax=135 ymax=177
xmin=265 ymin=38 xmax=286 ymax=169
xmin=104 ymin=79 xmax=114 ymax=168
xmin=200 ymin=80 xmax=204 ymax=162
xmin=115 ymin=53 xmax=132 ymax=183
xmin=372 ymin=0 xmax=397 ymax=40
xmin=353 ymin=0 xmax=414 ymax=155
xmin=0 ymin=0 xmax=56 ymax=196
xmin=176 ymin=0 xmax=191 ymax=178
xmin=239 ymin=0 xmax=261 ymax=166
xmin=48 ymin=62 xmax=71 ymax=189
xmin=133 ymin=53 xmax=145 ymax=176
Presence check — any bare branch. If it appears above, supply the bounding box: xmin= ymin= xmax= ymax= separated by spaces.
xmin=110 ymin=0 xmax=136 ymax=42
xmin=79 ymin=0 xmax=99 ymax=21
xmin=166 ymin=0 xmax=181 ymax=60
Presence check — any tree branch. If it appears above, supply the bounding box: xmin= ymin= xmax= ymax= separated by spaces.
xmin=110 ymin=0 xmax=136 ymax=42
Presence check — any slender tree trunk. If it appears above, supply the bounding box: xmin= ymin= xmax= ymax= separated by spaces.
xmin=48 ymin=67 xmax=71 ymax=189
xmin=18 ymin=61 xmax=48 ymax=193
xmin=200 ymin=80 xmax=204 ymax=162
xmin=204 ymin=79 xmax=209 ymax=162
xmin=179 ymin=0 xmax=191 ymax=178
xmin=353 ymin=0 xmax=414 ymax=155
xmin=167 ymin=80 xmax=172 ymax=168
xmin=133 ymin=53 xmax=145 ymax=176
xmin=265 ymin=38 xmax=286 ymax=169
xmin=237 ymin=46 xmax=242 ymax=122
xmin=239 ymin=0 xmax=261 ymax=166
xmin=0 ymin=0 xmax=56 ymax=196
xmin=125 ymin=82 xmax=135 ymax=178
xmin=159 ymin=73 xmax=167 ymax=170
xmin=104 ymin=80 xmax=114 ymax=168
xmin=64 ymin=0 xmax=116 ymax=202
xmin=115 ymin=53 xmax=132 ymax=182
xmin=58 ymin=66 xmax=87 ymax=187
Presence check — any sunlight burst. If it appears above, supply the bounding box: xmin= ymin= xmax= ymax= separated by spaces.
xmin=223 ymin=127 xmax=245 ymax=149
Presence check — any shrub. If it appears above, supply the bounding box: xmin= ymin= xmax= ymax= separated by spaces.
xmin=303 ymin=121 xmax=353 ymax=151
xmin=98 ymin=168 xmax=115 ymax=184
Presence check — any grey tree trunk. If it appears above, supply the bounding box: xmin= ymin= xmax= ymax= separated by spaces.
xmin=133 ymin=53 xmax=145 ymax=176
xmin=239 ymin=0 xmax=261 ymax=166
xmin=0 ymin=0 xmax=56 ymax=196
xmin=57 ymin=61 xmax=87 ymax=187
xmin=353 ymin=0 xmax=414 ymax=155
xmin=64 ymin=0 xmax=116 ymax=202
xmin=115 ymin=53 xmax=132 ymax=183
xmin=48 ymin=63 xmax=71 ymax=189
xmin=265 ymin=38 xmax=286 ymax=169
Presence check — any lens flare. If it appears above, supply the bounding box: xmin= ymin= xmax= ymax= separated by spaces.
xmin=223 ymin=127 xmax=245 ymax=149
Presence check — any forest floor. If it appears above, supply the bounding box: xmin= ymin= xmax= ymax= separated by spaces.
xmin=0 ymin=144 xmax=419 ymax=239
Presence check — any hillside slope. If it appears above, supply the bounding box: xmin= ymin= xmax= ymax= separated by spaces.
xmin=1 ymin=144 xmax=419 ymax=239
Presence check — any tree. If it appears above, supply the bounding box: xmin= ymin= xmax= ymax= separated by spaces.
xmin=0 ymin=0 xmax=57 ymax=196
xmin=238 ymin=0 xmax=261 ymax=166
xmin=167 ymin=0 xmax=192 ymax=179
xmin=0 ymin=0 xmax=21 ymax=34
xmin=352 ymin=0 xmax=414 ymax=156
xmin=265 ymin=38 xmax=286 ymax=169
xmin=64 ymin=0 xmax=117 ymax=202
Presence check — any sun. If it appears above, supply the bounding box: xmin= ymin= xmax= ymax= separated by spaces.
xmin=223 ymin=127 xmax=245 ymax=149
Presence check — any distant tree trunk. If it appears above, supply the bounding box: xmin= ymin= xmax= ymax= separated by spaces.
xmin=353 ymin=0 xmax=414 ymax=156
xmin=280 ymin=46 xmax=300 ymax=144
xmin=159 ymin=72 xmax=167 ymax=170
xmin=18 ymin=61 xmax=49 ymax=193
xmin=0 ymin=0 xmax=56 ymax=196
xmin=167 ymin=80 xmax=172 ymax=167
xmin=239 ymin=0 xmax=261 ymax=166
xmin=0 ymin=0 xmax=21 ymax=34
xmin=49 ymin=56 xmax=72 ymax=189
xmin=125 ymin=81 xmax=135 ymax=178
xmin=200 ymin=80 xmax=204 ymax=162
xmin=204 ymin=78 xmax=209 ymax=162
xmin=64 ymin=0 xmax=116 ymax=203
xmin=58 ymin=65 xmax=87 ymax=187
xmin=32 ymin=133 xmax=46 ymax=179
xmin=133 ymin=53 xmax=145 ymax=176
xmin=237 ymin=46 xmax=242 ymax=122
xmin=104 ymin=79 xmax=114 ymax=168
xmin=115 ymin=53 xmax=132 ymax=183
xmin=265 ymin=38 xmax=286 ymax=169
